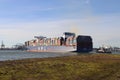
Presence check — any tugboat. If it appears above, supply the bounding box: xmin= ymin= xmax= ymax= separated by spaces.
xmin=96 ymin=45 xmax=112 ymax=53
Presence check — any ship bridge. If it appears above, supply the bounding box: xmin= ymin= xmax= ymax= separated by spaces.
xmin=63 ymin=32 xmax=76 ymax=38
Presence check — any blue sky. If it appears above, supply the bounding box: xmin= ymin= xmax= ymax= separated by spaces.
xmin=0 ymin=0 xmax=120 ymax=48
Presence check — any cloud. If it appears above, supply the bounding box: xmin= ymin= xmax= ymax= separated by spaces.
xmin=0 ymin=0 xmax=120 ymax=48
xmin=0 ymin=12 xmax=120 ymax=47
xmin=0 ymin=29 xmax=31 ymax=47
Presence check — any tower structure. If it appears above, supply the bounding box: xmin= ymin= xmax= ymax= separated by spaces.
xmin=1 ymin=41 xmax=5 ymax=49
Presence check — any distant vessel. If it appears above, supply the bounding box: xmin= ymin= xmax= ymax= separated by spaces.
xmin=96 ymin=45 xmax=112 ymax=53
xmin=25 ymin=32 xmax=93 ymax=52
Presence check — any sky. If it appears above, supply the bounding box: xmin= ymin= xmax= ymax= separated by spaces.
xmin=0 ymin=0 xmax=120 ymax=48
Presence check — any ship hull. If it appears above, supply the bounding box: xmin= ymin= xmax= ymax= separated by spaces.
xmin=26 ymin=45 xmax=76 ymax=52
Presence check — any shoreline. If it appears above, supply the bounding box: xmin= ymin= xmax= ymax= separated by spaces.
xmin=0 ymin=54 xmax=120 ymax=80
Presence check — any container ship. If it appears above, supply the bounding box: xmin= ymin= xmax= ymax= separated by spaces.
xmin=25 ymin=32 xmax=93 ymax=52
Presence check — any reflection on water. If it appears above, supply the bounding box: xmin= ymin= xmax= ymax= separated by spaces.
xmin=0 ymin=50 xmax=77 ymax=61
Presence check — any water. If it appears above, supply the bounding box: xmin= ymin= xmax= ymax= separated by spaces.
xmin=0 ymin=50 xmax=119 ymax=61
xmin=0 ymin=50 xmax=77 ymax=61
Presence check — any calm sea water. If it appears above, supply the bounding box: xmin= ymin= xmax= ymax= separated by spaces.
xmin=0 ymin=50 xmax=119 ymax=61
xmin=0 ymin=50 xmax=77 ymax=61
